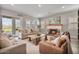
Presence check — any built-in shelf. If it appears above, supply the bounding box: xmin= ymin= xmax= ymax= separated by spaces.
xmin=70 ymin=22 xmax=78 ymax=24
xmin=68 ymin=29 xmax=78 ymax=30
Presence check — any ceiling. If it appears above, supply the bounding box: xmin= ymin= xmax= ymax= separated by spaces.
xmin=1 ymin=4 xmax=79 ymax=18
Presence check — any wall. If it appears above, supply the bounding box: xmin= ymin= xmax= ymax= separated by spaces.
xmin=41 ymin=10 xmax=78 ymax=39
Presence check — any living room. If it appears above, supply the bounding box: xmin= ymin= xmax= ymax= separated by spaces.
xmin=0 ymin=4 xmax=79 ymax=54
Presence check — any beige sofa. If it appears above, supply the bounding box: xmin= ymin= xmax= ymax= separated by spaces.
xmin=39 ymin=41 xmax=67 ymax=54
xmin=0 ymin=42 xmax=27 ymax=54
xmin=21 ymin=29 xmax=38 ymax=39
xmin=0 ymin=33 xmax=27 ymax=54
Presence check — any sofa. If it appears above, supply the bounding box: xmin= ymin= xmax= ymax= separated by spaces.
xmin=21 ymin=29 xmax=38 ymax=39
xmin=39 ymin=41 xmax=67 ymax=54
xmin=0 ymin=42 xmax=27 ymax=54
xmin=0 ymin=33 xmax=27 ymax=54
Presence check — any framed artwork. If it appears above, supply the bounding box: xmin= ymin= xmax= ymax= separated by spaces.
xmin=48 ymin=16 xmax=61 ymax=25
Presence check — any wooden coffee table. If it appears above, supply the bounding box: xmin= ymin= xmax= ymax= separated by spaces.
xmin=28 ymin=35 xmax=41 ymax=45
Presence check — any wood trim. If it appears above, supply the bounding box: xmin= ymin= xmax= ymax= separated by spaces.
xmin=48 ymin=24 xmax=63 ymax=26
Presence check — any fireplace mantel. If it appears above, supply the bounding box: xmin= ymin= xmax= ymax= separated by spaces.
xmin=47 ymin=24 xmax=63 ymax=32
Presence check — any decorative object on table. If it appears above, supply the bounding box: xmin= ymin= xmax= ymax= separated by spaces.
xmin=37 ymin=33 xmax=41 ymax=36
xmin=44 ymin=34 xmax=48 ymax=41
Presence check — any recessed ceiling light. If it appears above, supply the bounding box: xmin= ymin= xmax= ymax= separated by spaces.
xmin=38 ymin=4 xmax=42 ymax=7
xmin=62 ymin=6 xmax=65 ymax=8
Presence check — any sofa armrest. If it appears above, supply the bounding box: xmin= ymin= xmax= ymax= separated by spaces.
xmin=39 ymin=42 xmax=64 ymax=54
xmin=0 ymin=42 xmax=26 ymax=54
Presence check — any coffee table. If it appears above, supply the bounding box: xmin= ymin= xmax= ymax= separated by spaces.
xmin=28 ymin=35 xmax=41 ymax=45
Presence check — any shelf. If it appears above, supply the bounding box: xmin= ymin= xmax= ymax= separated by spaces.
xmin=70 ymin=22 xmax=78 ymax=24
xmin=48 ymin=24 xmax=63 ymax=26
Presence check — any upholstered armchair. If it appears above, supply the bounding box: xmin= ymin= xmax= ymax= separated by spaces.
xmin=39 ymin=41 xmax=67 ymax=54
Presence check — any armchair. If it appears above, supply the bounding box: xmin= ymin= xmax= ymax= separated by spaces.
xmin=39 ymin=41 xmax=67 ymax=54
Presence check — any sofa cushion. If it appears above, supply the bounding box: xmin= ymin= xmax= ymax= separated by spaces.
xmin=51 ymin=37 xmax=60 ymax=46
xmin=58 ymin=35 xmax=66 ymax=47
xmin=0 ymin=35 xmax=13 ymax=49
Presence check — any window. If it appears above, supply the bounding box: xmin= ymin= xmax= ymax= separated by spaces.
xmin=2 ymin=17 xmax=12 ymax=34
xmin=15 ymin=19 xmax=21 ymax=32
xmin=15 ymin=19 xmax=21 ymax=37
xmin=26 ymin=19 xmax=39 ymax=32
xmin=26 ymin=20 xmax=30 ymax=29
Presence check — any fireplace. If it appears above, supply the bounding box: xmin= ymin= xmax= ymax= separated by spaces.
xmin=47 ymin=24 xmax=63 ymax=34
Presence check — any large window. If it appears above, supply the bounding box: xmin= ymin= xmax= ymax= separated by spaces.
xmin=26 ymin=20 xmax=30 ymax=29
xmin=15 ymin=19 xmax=21 ymax=32
xmin=26 ymin=19 xmax=39 ymax=31
xmin=2 ymin=17 xmax=12 ymax=34
xmin=15 ymin=19 xmax=21 ymax=37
